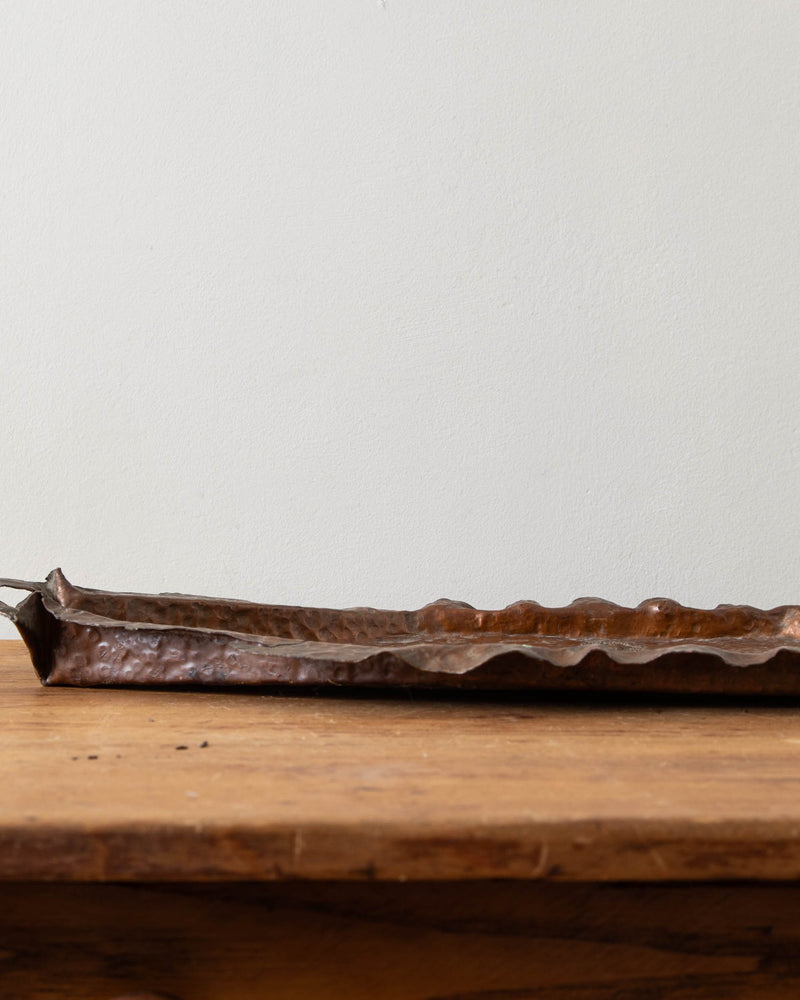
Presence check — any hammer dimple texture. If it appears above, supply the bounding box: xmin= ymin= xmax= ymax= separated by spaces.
xmin=9 ymin=569 xmax=800 ymax=693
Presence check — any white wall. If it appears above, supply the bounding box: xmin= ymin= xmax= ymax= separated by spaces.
xmin=2 ymin=2 xmax=800 ymax=635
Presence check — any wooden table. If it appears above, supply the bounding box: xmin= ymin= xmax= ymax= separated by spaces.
xmin=3 ymin=639 xmax=800 ymax=998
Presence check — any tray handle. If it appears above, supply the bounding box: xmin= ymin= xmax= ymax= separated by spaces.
xmin=0 ymin=579 xmax=47 ymax=622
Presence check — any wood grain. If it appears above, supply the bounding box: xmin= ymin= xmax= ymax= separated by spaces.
xmin=4 ymin=881 xmax=800 ymax=999
xmin=5 ymin=640 xmax=800 ymax=881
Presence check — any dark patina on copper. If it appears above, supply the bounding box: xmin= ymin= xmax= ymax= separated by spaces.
xmin=3 ymin=570 xmax=800 ymax=694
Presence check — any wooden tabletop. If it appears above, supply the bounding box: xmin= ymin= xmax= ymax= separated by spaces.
xmin=4 ymin=639 xmax=800 ymax=882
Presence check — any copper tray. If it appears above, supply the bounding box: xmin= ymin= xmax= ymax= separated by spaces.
xmin=3 ymin=570 xmax=800 ymax=694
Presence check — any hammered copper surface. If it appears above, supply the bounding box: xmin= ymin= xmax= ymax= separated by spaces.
xmin=3 ymin=570 xmax=800 ymax=693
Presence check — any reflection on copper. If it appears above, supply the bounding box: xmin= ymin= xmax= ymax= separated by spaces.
xmin=3 ymin=570 xmax=800 ymax=694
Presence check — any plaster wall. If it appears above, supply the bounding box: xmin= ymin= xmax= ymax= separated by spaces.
xmin=2 ymin=2 xmax=799 ymax=634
